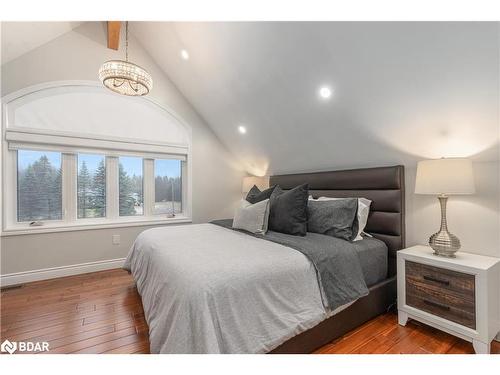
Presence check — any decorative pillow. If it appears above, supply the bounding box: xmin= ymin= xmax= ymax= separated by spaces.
xmin=307 ymin=198 xmax=359 ymax=241
xmin=245 ymin=185 xmax=277 ymax=204
xmin=232 ymin=199 xmax=270 ymax=234
xmin=315 ymin=196 xmax=372 ymax=241
xmin=268 ymin=184 xmax=309 ymax=236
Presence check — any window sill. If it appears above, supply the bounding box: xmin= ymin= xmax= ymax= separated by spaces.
xmin=1 ymin=216 xmax=192 ymax=237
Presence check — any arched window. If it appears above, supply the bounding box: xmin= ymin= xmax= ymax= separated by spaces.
xmin=2 ymin=81 xmax=192 ymax=234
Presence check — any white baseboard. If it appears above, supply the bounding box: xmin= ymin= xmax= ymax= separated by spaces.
xmin=0 ymin=258 xmax=126 ymax=287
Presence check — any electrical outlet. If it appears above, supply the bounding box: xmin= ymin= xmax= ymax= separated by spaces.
xmin=112 ymin=234 xmax=120 ymax=245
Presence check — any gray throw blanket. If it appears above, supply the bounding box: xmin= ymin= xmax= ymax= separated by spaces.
xmin=211 ymin=219 xmax=369 ymax=310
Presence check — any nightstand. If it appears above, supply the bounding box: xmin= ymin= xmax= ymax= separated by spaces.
xmin=397 ymin=245 xmax=500 ymax=354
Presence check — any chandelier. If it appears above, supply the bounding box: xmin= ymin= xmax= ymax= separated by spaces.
xmin=99 ymin=22 xmax=153 ymax=96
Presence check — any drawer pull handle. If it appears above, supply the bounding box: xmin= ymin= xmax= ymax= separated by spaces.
xmin=423 ymin=299 xmax=450 ymax=311
xmin=423 ymin=275 xmax=449 ymax=286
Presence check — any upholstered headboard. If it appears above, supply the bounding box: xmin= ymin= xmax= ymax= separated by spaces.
xmin=270 ymin=165 xmax=405 ymax=277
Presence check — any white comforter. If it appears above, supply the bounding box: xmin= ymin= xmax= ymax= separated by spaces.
xmin=124 ymin=223 xmax=330 ymax=353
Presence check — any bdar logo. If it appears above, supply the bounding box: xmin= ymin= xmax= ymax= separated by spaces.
xmin=1 ymin=339 xmax=17 ymax=354
xmin=1 ymin=340 xmax=49 ymax=353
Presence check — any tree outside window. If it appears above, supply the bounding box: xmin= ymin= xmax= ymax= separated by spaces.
xmin=17 ymin=150 xmax=62 ymax=222
xmin=77 ymin=154 xmax=106 ymax=218
xmin=119 ymin=157 xmax=143 ymax=216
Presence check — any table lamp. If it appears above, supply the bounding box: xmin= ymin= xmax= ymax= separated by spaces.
xmin=415 ymin=158 xmax=475 ymax=257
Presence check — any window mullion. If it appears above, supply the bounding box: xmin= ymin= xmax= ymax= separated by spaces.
xmin=143 ymin=158 xmax=154 ymax=217
xmin=181 ymin=160 xmax=188 ymax=217
xmin=7 ymin=150 xmax=18 ymax=228
xmin=62 ymin=153 xmax=76 ymax=223
xmin=107 ymin=156 xmax=119 ymax=219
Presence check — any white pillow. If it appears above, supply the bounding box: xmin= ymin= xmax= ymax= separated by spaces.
xmin=232 ymin=199 xmax=270 ymax=234
xmin=311 ymin=196 xmax=372 ymax=241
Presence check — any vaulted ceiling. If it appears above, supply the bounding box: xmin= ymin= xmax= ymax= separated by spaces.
xmin=1 ymin=21 xmax=82 ymax=64
xmin=131 ymin=22 xmax=499 ymax=175
xmin=2 ymin=22 xmax=499 ymax=175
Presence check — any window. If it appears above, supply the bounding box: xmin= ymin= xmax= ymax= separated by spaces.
xmin=119 ymin=157 xmax=143 ymax=216
xmin=154 ymin=159 xmax=182 ymax=215
xmin=17 ymin=150 xmax=62 ymax=222
xmin=6 ymin=142 xmax=188 ymax=233
xmin=78 ymin=154 xmax=106 ymax=219
xmin=3 ymin=84 xmax=191 ymax=234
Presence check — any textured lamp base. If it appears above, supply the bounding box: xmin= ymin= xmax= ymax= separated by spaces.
xmin=429 ymin=195 xmax=461 ymax=258
xmin=429 ymin=231 xmax=461 ymax=257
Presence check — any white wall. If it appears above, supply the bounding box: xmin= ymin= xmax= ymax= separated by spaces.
xmin=146 ymin=22 xmax=500 ymax=258
xmin=0 ymin=22 xmax=244 ymax=275
xmin=1 ymin=21 xmax=498 ymax=276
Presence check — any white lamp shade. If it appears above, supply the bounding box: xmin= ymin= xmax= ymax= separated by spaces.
xmin=242 ymin=176 xmax=270 ymax=193
xmin=415 ymin=158 xmax=475 ymax=195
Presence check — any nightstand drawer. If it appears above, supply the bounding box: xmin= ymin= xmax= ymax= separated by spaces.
xmin=406 ymin=293 xmax=476 ymax=329
xmin=405 ymin=261 xmax=475 ymax=299
xmin=406 ymin=282 xmax=474 ymax=312
xmin=405 ymin=261 xmax=476 ymax=329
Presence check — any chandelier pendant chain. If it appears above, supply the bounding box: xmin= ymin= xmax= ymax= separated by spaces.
xmin=125 ymin=21 xmax=129 ymax=62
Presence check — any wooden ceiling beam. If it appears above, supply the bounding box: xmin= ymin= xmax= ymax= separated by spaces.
xmin=107 ymin=21 xmax=122 ymax=50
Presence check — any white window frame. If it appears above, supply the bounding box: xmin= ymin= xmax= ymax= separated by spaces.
xmin=151 ymin=157 xmax=186 ymax=217
xmin=2 ymin=130 xmax=191 ymax=235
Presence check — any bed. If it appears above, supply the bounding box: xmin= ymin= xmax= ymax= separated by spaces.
xmin=124 ymin=165 xmax=405 ymax=353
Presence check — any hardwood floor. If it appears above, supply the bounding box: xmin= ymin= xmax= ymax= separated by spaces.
xmin=1 ymin=269 xmax=149 ymax=354
xmin=1 ymin=269 xmax=498 ymax=354
xmin=315 ymin=313 xmax=499 ymax=354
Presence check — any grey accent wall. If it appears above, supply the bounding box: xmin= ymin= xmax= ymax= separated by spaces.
xmin=1 ymin=22 xmax=244 ymax=275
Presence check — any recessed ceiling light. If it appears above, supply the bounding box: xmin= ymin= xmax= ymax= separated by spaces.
xmin=181 ymin=49 xmax=189 ymax=60
xmin=238 ymin=125 xmax=247 ymax=134
xmin=319 ymin=86 xmax=332 ymax=99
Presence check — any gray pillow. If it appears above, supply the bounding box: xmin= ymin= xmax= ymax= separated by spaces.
xmin=314 ymin=196 xmax=372 ymax=241
xmin=245 ymin=185 xmax=277 ymax=204
xmin=268 ymin=184 xmax=309 ymax=236
xmin=307 ymin=198 xmax=359 ymax=241
xmin=232 ymin=199 xmax=270 ymax=234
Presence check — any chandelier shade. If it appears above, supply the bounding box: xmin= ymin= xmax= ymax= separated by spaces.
xmin=99 ymin=60 xmax=153 ymax=96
